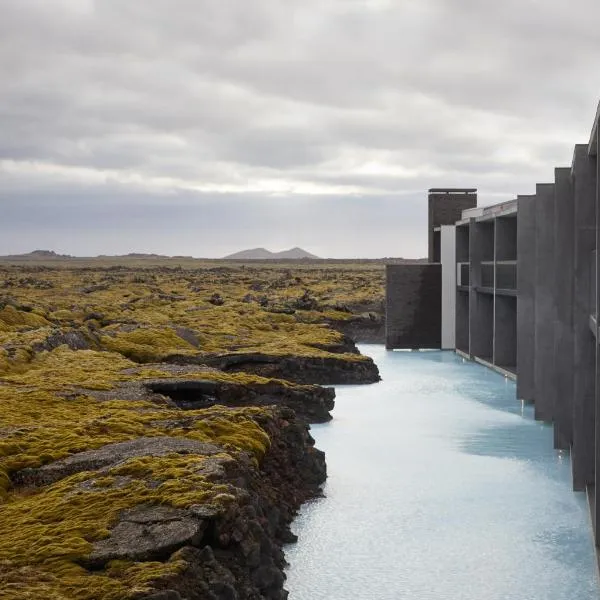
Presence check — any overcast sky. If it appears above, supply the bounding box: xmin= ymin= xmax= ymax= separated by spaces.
xmin=2 ymin=0 xmax=600 ymax=258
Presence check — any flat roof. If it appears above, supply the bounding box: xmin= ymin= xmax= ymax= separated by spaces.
xmin=461 ymin=199 xmax=517 ymax=222
xmin=428 ymin=188 xmax=477 ymax=193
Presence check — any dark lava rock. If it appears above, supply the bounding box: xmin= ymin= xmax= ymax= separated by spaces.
xmin=145 ymin=378 xmax=335 ymax=423
xmin=208 ymin=293 xmax=225 ymax=306
xmin=144 ymin=408 xmax=326 ymax=600
xmin=60 ymin=408 xmax=326 ymax=600
xmin=199 ymin=352 xmax=380 ymax=386
xmin=290 ymin=290 xmax=320 ymax=311
xmin=328 ymin=312 xmax=386 ymax=344
xmin=13 ymin=437 xmax=221 ymax=487
xmin=85 ymin=505 xmax=208 ymax=568
xmin=32 ymin=328 xmax=95 ymax=352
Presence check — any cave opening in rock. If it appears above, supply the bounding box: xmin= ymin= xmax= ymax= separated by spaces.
xmin=146 ymin=381 xmax=219 ymax=410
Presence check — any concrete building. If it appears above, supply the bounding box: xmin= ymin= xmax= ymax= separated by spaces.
xmin=454 ymin=200 xmax=518 ymax=376
xmin=386 ymin=100 xmax=600 ymax=550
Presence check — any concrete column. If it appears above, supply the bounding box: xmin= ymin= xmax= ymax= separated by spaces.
xmin=468 ymin=218 xmax=480 ymax=358
xmin=516 ymin=195 xmax=537 ymax=403
xmin=553 ymin=168 xmax=574 ymax=450
xmin=470 ymin=220 xmax=493 ymax=361
xmin=441 ymin=225 xmax=456 ymax=349
xmin=455 ymin=224 xmax=470 ymax=354
xmin=534 ymin=183 xmax=556 ymax=423
xmin=572 ymin=143 xmax=597 ymax=491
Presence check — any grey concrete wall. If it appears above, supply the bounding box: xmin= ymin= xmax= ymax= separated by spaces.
xmin=571 ymin=144 xmax=597 ymax=491
xmin=494 ymin=295 xmax=517 ymax=369
xmin=441 ymin=226 xmax=456 ymax=349
xmin=516 ymin=195 xmax=537 ymax=403
xmin=385 ymin=264 xmax=442 ymax=349
xmin=534 ymin=184 xmax=556 ymax=423
xmin=553 ymin=167 xmax=575 ymax=450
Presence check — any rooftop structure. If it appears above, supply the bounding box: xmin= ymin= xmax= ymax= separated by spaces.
xmin=428 ymin=188 xmax=477 ymax=262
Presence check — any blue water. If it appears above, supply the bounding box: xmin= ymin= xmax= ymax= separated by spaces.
xmin=285 ymin=346 xmax=599 ymax=600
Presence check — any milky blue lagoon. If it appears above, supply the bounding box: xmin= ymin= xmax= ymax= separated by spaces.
xmin=285 ymin=346 xmax=599 ymax=600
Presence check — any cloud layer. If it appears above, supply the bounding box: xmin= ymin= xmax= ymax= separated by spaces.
xmin=2 ymin=0 xmax=600 ymax=257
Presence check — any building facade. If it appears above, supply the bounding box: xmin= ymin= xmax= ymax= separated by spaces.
xmin=386 ymin=100 xmax=600 ymax=548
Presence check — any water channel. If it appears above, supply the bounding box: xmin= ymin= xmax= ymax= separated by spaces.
xmin=285 ymin=346 xmax=600 ymax=599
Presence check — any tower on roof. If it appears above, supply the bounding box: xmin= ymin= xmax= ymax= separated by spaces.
xmin=428 ymin=188 xmax=477 ymax=262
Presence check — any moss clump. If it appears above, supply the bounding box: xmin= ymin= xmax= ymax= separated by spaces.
xmin=0 ymin=305 xmax=50 ymax=329
xmin=2 ymin=347 xmax=133 ymax=389
xmin=0 ymin=376 xmax=271 ymax=599
xmin=0 ymin=453 xmax=237 ymax=599
xmin=101 ymin=327 xmax=198 ymax=363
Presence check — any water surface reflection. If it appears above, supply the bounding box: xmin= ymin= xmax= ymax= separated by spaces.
xmin=285 ymin=347 xmax=598 ymax=600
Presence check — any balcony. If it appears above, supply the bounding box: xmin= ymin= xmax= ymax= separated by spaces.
xmin=481 ymin=262 xmax=494 ymax=289
xmin=496 ymin=261 xmax=517 ymax=292
xmin=457 ymin=262 xmax=470 ymax=288
xmin=476 ymin=261 xmax=517 ymax=295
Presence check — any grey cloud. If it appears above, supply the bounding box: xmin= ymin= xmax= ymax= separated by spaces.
xmin=1 ymin=0 xmax=599 ymax=257
xmin=0 ymin=183 xmax=426 ymax=258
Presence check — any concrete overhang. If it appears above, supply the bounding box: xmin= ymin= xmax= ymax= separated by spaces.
xmin=462 ymin=207 xmax=485 ymax=219
xmin=474 ymin=200 xmax=518 ymax=222
xmin=588 ymin=101 xmax=600 ymax=157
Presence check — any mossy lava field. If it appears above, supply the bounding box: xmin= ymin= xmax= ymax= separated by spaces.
xmin=0 ymin=261 xmax=384 ymax=600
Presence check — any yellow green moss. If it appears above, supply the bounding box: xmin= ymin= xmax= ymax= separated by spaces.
xmin=0 ymin=264 xmax=383 ymax=364
xmin=0 ymin=263 xmax=384 ymax=598
xmin=0 ymin=305 xmax=50 ymax=329
xmin=0 ymin=375 xmax=271 ymax=599
xmin=101 ymin=328 xmax=198 ymax=363
xmin=0 ymin=453 xmax=239 ymax=600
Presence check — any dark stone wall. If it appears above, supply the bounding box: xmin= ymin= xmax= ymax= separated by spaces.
xmin=385 ymin=264 xmax=441 ymax=349
xmin=428 ymin=191 xmax=477 ymax=261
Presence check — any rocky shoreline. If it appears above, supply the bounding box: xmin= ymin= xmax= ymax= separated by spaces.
xmin=1 ymin=349 xmax=380 ymax=600
xmin=142 ymin=408 xmax=327 ymax=600
xmin=12 ymin=407 xmax=325 ymax=600
xmin=201 ymin=351 xmax=380 ymax=386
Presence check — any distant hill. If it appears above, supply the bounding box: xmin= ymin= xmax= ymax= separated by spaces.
xmin=224 ymin=247 xmax=320 ymax=260
xmin=0 ymin=249 xmax=72 ymax=260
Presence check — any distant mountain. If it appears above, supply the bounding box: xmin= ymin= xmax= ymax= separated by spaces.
xmin=224 ymin=247 xmax=320 ymax=260
xmin=0 ymin=249 xmax=72 ymax=260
